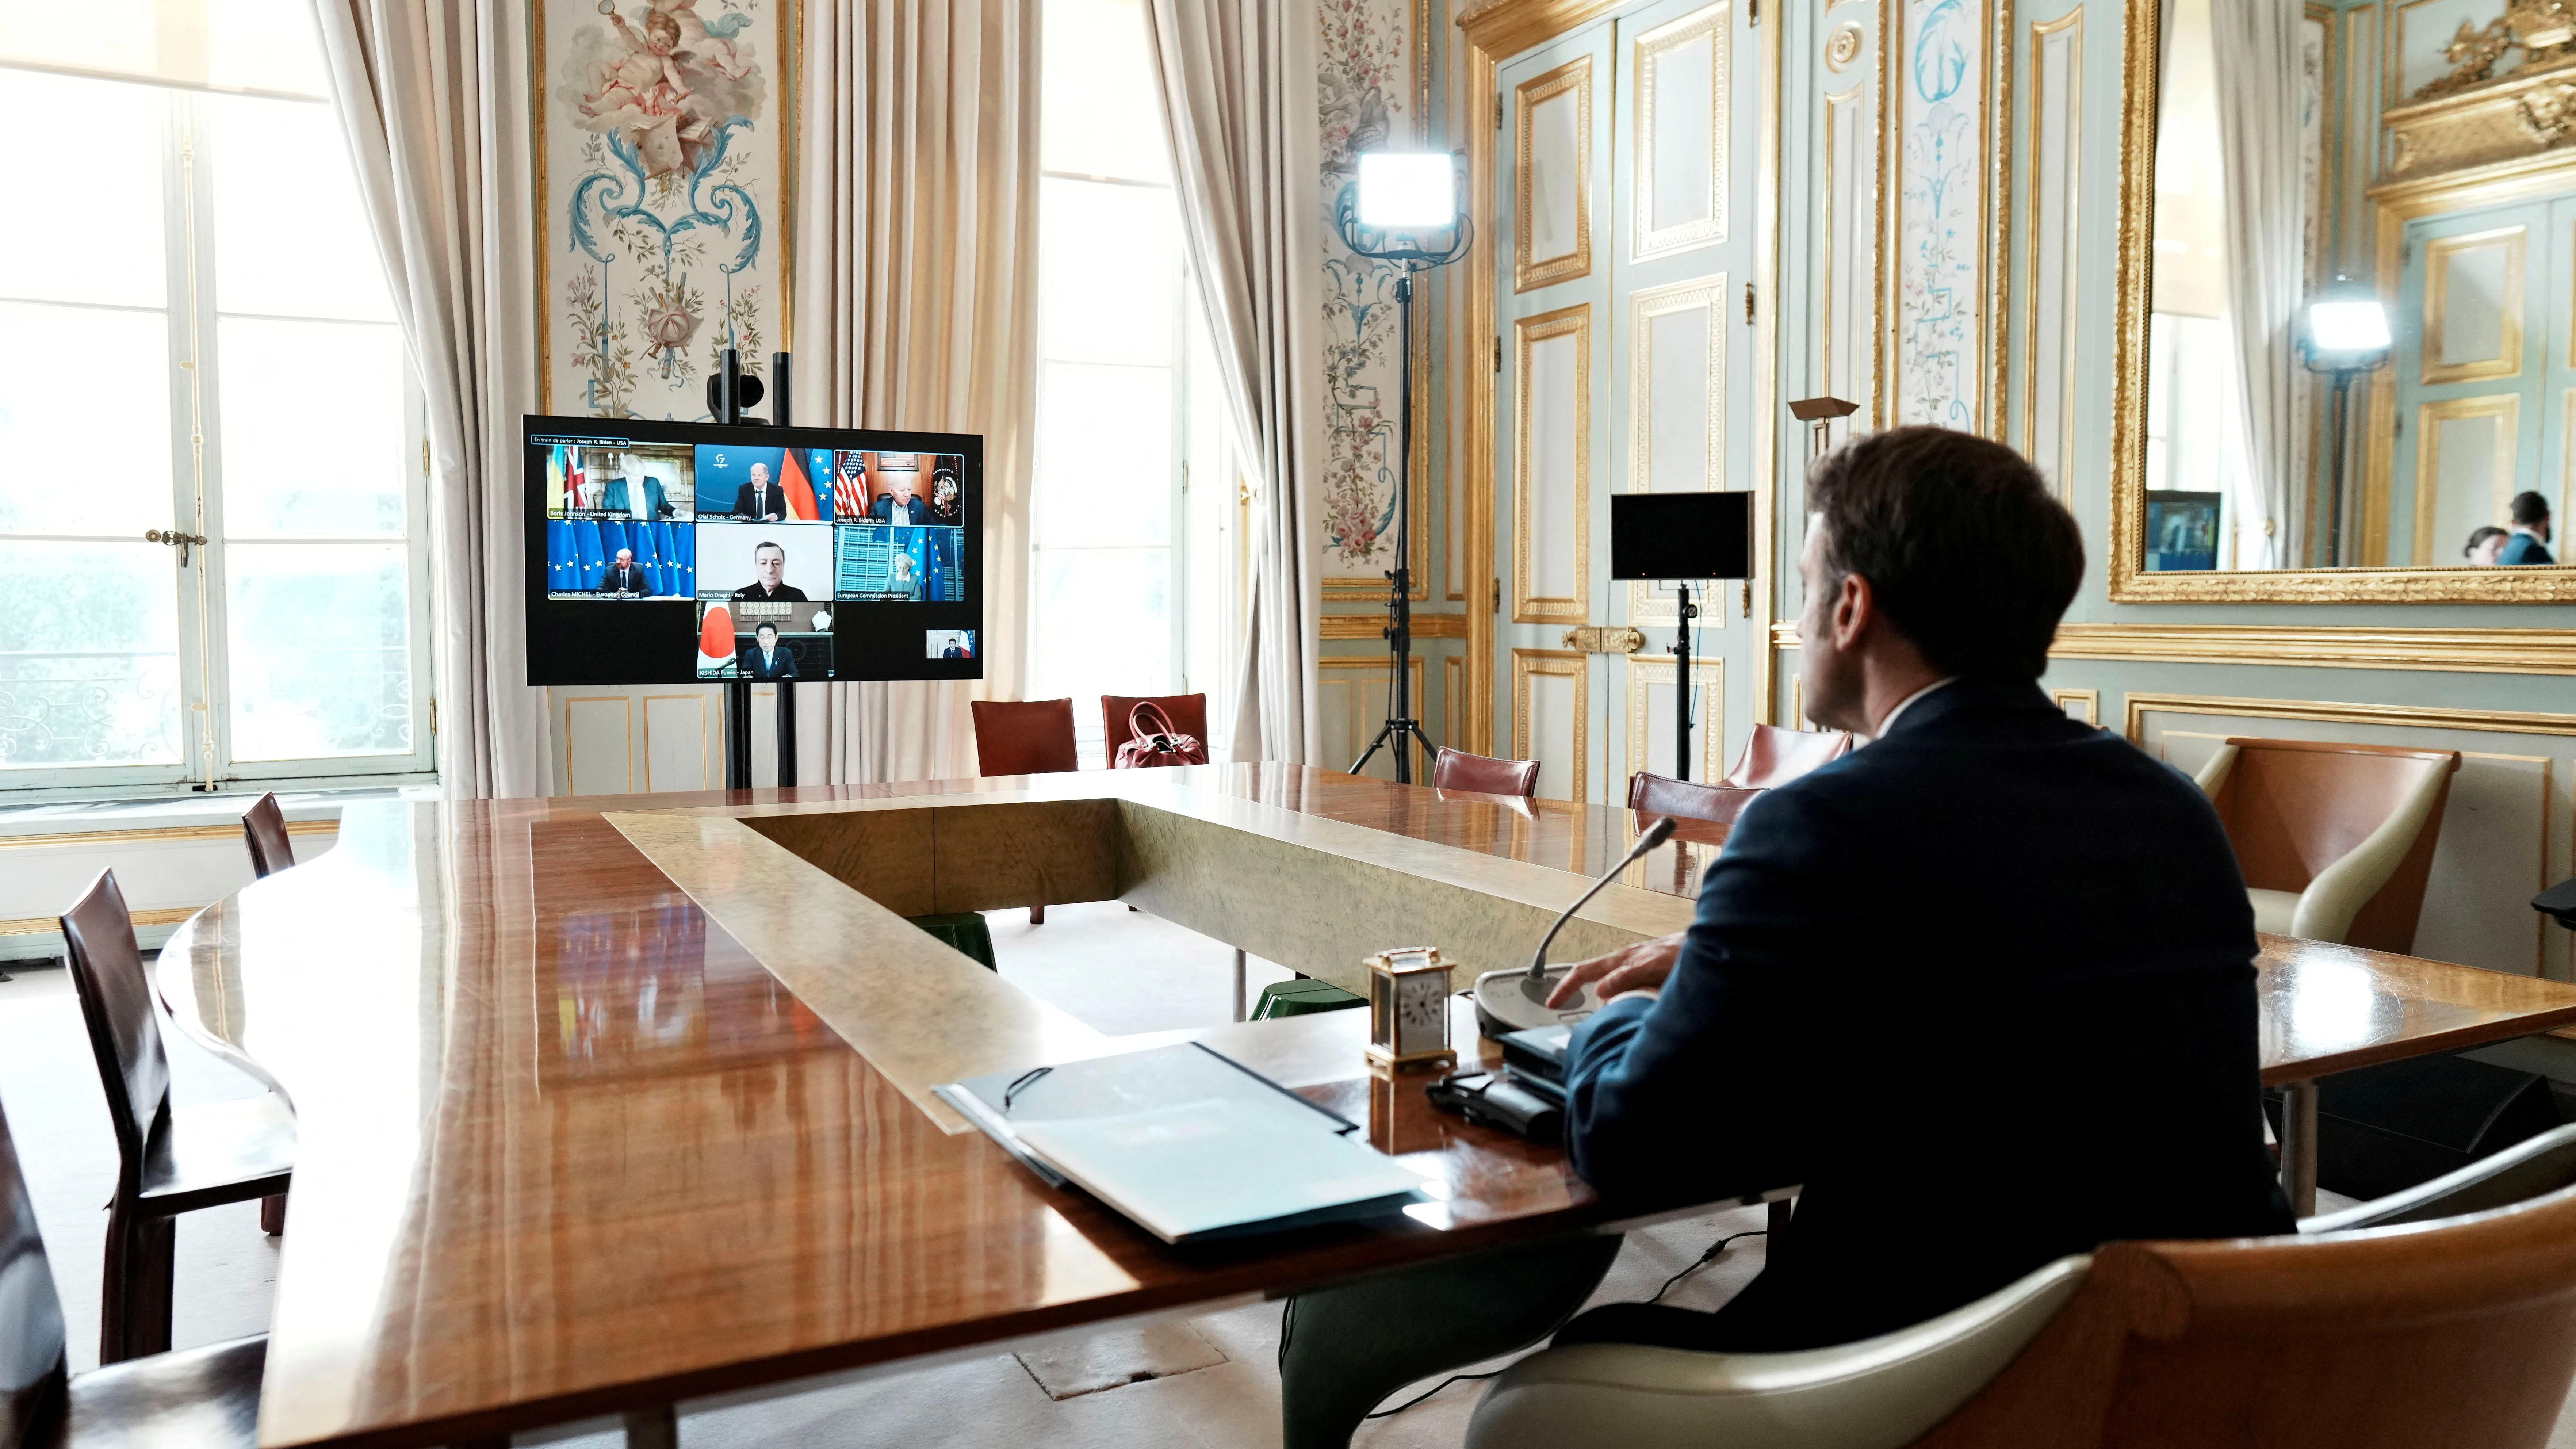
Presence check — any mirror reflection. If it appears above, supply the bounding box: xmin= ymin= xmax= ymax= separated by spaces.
xmin=2147 ymin=0 xmax=2569 ymax=574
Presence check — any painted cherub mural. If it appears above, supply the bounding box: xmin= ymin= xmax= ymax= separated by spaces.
xmin=557 ymin=0 xmax=770 ymax=413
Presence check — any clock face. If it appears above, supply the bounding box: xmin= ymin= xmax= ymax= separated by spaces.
xmin=1396 ymin=974 xmax=1447 ymax=1044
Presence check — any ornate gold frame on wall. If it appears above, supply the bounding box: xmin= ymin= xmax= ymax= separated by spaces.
xmin=2106 ymin=0 xmax=2576 ymax=602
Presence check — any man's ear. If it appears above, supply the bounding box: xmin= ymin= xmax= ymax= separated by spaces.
xmin=1832 ymin=569 xmax=1872 ymax=645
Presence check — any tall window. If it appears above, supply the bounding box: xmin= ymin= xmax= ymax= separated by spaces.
xmin=1035 ymin=0 xmax=1238 ymax=762
xmin=0 ymin=2 xmax=428 ymax=794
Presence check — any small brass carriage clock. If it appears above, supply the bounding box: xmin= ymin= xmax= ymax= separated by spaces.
xmin=1364 ymin=946 xmax=1457 ymax=1072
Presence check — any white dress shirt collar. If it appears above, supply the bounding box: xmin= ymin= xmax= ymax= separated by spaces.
xmin=1868 ymin=676 xmax=1958 ymax=741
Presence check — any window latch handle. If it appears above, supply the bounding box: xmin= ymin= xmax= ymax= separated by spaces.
xmin=146 ymin=528 xmax=207 ymax=566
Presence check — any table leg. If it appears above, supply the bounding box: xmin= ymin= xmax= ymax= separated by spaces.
xmin=2281 ymin=1079 xmax=2319 ymax=1218
xmin=1768 ymin=1196 xmax=1794 ymax=1236
xmin=1233 ymin=949 xmax=1248 ymax=1022
xmin=624 ymin=1406 xmax=677 ymax=1449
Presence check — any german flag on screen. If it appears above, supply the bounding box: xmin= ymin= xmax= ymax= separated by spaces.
xmin=780 ymin=446 xmax=820 ymax=521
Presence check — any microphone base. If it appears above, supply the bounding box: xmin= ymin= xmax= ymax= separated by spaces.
xmin=1471 ymin=966 xmax=1600 ymax=1039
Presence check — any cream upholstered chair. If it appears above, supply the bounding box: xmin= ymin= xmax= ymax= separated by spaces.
xmin=2192 ymin=737 xmax=2460 ymax=951
xmin=1465 ymin=1255 xmax=2093 ymax=1449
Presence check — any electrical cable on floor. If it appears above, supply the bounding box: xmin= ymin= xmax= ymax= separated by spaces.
xmin=1364 ymin=1230 xmax=1772 ymax=1421
xmin=1649 ymin=1229 xmax=1766 ymax=1303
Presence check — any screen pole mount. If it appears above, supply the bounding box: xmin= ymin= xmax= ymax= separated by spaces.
xmin=717 ymin=349 xmax=800 ymax=791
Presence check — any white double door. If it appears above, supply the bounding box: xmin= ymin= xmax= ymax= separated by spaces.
xmin=1494 ymin=0 xmax=1763 ymax=805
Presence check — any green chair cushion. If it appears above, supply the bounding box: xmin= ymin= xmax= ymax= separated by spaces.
xmin=908 ymin=912 xmax=999 ymax=972
xmin=1253 ymin=979 xmax=1367 ymax=1020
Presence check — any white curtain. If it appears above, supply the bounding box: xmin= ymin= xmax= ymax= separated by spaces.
xmin=794 ymin=0 xmax=1042 ymax=782
xmin=2212 ymin=0 xmax=2305 ymax=569
xmin=1141 ymin=0 xmax=1325 ymax=765
xmin=311 ymin=0 xmax=549 ymax=799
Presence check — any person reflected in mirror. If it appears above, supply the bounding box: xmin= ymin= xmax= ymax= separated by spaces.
xmin=601 ymin=547 xmax=653 ymax=595
xmin=739 ymin=622 xmax=798 ymax=680
xmin=2464 ymin=525 xmax=2508 ymax=566
xmin=2502 ymin=491 xmax=2555 ymax=565
xmin=731 ymin=540 xmax=808 ymax=602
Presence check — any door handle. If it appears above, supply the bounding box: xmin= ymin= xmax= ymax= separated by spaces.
xmin=1562 ymin=625 xmax=1646 ymax=654
xmin=146 ymin=528 xmax=207 ymax=567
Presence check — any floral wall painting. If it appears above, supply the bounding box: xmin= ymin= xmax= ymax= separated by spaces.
xmin=540 ymin=0 xmax=791 ymax=420
xmin=1893 ymin=0 xmax=1987 ymax=432
xmin=1320 ymin=0 xmax=1429 ymax=600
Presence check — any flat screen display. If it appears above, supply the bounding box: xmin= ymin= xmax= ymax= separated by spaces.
xmin=1607 ymin=492 xmax=1753 ymax=581
xmin=524 ymin=415 xmax=982 ymax=685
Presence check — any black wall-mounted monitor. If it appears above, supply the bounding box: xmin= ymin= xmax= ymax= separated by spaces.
xmin=523 ymin=415 xmax=983 ymax=685
xmin=1608 ymin=492 xmax=1753 ymax=581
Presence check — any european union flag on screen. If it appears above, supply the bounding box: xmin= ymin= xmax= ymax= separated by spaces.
xmin=574 ymin=519 xmax=606 ymax=590
xmin=546 ymin=520 xmax=574 ymax=593
xmin=674 ymin=523 xmax=696 ymax=595
xmin=652 ymin=521 xmax=681 ymax=595
xmin=924 ymin=528 xmax=962 ymax=601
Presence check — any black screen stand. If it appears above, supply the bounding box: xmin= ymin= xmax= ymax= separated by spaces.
xmin=715 ymin=346 xmax=799 ymax=793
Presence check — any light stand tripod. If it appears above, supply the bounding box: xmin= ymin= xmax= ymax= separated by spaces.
xmin=1336 ymin=164 xmax=1471 ymax=785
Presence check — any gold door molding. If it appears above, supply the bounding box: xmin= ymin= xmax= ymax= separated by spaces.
xmin=1625 ymin=654 xmax=1725 ymax=782
xmin=2121 ymin=691 xmax=2576 ymax=745
xmin=1768 ymin=619 xmax=2576 ymax=675
xmin=1516 ymin=55 xmax=1597 ymax=292
xmin=2021 ymin=7 xmax=2082 ymax=493
xmin=1631 ymin=0 xmax=1730 ymax=262
xmin=1516 ymin=302 xmax=1594 ymax=624
xmin=1820 ymin=3 xmax=1887 ymax=428
xmin=2410 ymin=393 xmax=2520 ymax=567
xmin=2420 ymin=225 xmax=2527 ymax=387
xmin=2106 ymin=0 xmax=2576 ymax=601
xmin=1626 ymin=272 xmax=1729 ymax=625
xmin=2051 ymin=687 xmax=2100 ymax=726
xmin=562 ymin=695 xmax=635 ymax=796
xmin=1463 ymin=0 xmax=1782 ymax=753
xmin=1320 ymin=612 xmax=1471 ymax=639
xmin=1511 ymin=647 xmax=1590 ymax=801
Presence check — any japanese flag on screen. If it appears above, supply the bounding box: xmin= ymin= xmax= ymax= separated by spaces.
xmin=698 ymin=604 xmax=735 ymax=674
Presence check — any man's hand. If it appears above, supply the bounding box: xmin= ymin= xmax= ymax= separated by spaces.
xmin=1544 ymin=931 xmax=1686 ymax=1008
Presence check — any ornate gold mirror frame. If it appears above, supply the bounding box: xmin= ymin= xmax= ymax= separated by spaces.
xmin=2108 ymin=0 xmax=2576 ymax=602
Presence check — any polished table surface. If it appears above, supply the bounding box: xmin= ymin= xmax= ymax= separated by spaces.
xmin=153 ymin=764 xmax=2576 ymax=1448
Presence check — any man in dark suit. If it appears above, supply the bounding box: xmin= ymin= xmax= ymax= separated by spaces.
xmin=740 ymin=623 xmax=797 ymax=680
xmin=2501 ymin=490 xmax=2555 ymax=565
xmin=869 ymin=472 xmax=930 ymax=524
xmin=729 ymin=540 xmax=809 ymax=603
xmin=1275 ymin=427 xmax=2292 ymax=1448
xmin=600 ymin=548 xmax=653 ymax=596
xmin=730 ymin=461 xmax=786 ymax=522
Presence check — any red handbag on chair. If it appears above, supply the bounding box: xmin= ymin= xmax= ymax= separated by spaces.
xmin=1113 ymin=701 xmax=1208 ymax=769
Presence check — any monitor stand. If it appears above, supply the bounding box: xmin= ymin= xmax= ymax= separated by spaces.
xmin=724 ymin=679 xmax=797 ymax=791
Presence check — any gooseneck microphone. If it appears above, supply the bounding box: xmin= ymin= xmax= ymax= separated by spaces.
xmin=1473 ymin=815 xmax=1678 ymax=1037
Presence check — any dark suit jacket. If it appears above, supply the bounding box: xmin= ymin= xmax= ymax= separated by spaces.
xmin=871 ymin=495 xmax=929 ymax=524
xmin=600 ymin=563 xmax=653 ymax=595
xmin=2500 ymin=531 xmax=2555 ymax=565
xmin=732 ymin=481 xmax=788 ymax=519
xmin=740 ymin=643 xmax=798 ymax=680
xmin=1565 ymin=678 xmax=2292 ymax=1352
xmin=730 ymin=582 xmax=809 ymax=603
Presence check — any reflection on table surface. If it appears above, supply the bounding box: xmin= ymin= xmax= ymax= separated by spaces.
xmin=152 ymin=765 xmax=2576 ymax=1447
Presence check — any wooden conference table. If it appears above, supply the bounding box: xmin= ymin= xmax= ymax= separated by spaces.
xmin=157 ymin=764 xmax=2576 ymax=1449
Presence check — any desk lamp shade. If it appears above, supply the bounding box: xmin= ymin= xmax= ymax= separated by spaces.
xmin=1366 ymin=946 xmax=1457 ymax=1071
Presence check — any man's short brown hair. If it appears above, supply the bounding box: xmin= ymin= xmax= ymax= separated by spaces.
xmin=1804 ymin=426 xmax=2083 ymax=680
xmin=2512 ymin=490 xmax=2552 ymax=527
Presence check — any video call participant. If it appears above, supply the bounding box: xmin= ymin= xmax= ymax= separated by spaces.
xmin=601 ymin=547 xmax=653 ymax=595
xmin=942 ymin=635 xmax=970 ymax=659
xmin=871 ymin=471 xmax=930 ymax=524
xmin=2502 ymin=490 xmax=2555 ymax=565
xmin=1274 ymin=427 xmax=2293 ymax=1449
xmin=731 ymin=460 xmax=788 ymax=523
xmin=730 ymin=540 xmax=809 ymax=603
xmin=740 ymin=622 xmax=798 ymax=680
xmin=602 ymin=459 xmax=675 ymax=520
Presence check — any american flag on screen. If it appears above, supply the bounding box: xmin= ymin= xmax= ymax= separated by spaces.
xmin=831 ymin=459 xmax=866 ymax=520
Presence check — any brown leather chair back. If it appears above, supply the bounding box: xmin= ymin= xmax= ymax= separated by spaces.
xmin=0 ymin=1095 xmax=69 ymax=1448
xmin=1432 ymin=748 xmax=1542 ymax=798
xmin=970 ymin=698 xmax=1080 ymax=776
xmin=242 ymin=792 xmax=293 ymax=879
xmin=59 ymin=871 xmax=170 ymax=1182
xmin=2205 ymin=737 xmax=2460 ymax=954
xmin=1102 ymin=694 xmax=1209 ymax=754
xmin=1626 ymin=773 xmax=1762 ymax=842
xmin=1720 ymin=722 xmax=1854 ymax=789
xmin=1913 ymin=1180 xmax=2576 ymax=1449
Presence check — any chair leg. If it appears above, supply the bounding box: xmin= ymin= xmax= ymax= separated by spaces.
xmin=261 ymin=1192 xmax=288 ymax=1235
xmin=623 ymin=1406 xmax=678 ymax=1449
xmin=1029 ymin=903 xmax=1045 ymax=925
xmin=100 ymin=1205 xmax=175 ymax=1364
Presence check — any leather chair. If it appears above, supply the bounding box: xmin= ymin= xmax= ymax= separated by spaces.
xmin=1471 ymin=1160 xmax=2576 ymax=1449
xmin=1102 ymin=693 xmax=1208 ymax=758
xmin=1719 ymin=722 xmax=1854 ymax=789
xmin=2193 ymin=737 xmax=2461 ymax=952
xmin=59 ymin=871 xmax=294 ymax=1362
xmin=1431 ymin=748 xmax=1542 ymax=798
xmin=0 ymin=1092 xmax=267 ymax=1449
xmin=1627 ymin=772 xmax=1762 ymax=845
xmin=239 ymin=794 xmax=292 ymax=880
xmin=969 ymin=699 xmax=1080 ymax=923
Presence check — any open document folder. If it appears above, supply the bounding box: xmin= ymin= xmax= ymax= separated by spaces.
xmin=936 ymin=1043 xmax=1429 ymax=1244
